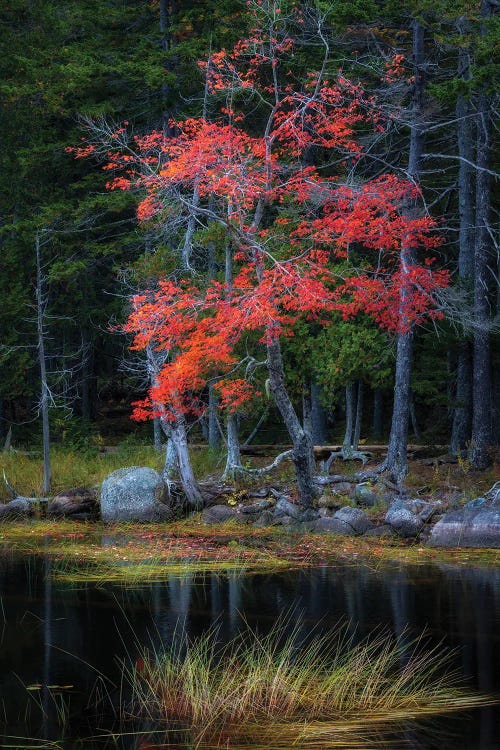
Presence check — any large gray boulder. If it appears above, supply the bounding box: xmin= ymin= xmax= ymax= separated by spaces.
xmin=429 ymin=505 xmax=500 ymax=548
xmin=334 ymin=506 xmax=374 ymax=535
xmin=201 ymin=504 xmax=239 ymax=524
xmin=385 ymin=499 xmax=423 ymax=538
xmin=100 ymin=467 xmax=171 ymax=522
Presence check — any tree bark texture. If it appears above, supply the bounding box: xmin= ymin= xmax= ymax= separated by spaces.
xmin=267 ymin=339 xmax=318 ymax=506
xmin=384 ymin=20 xmax=425 ymax=482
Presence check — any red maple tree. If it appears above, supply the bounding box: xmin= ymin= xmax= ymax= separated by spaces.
xmin=73 ymin=1 xmax=448 ymax=504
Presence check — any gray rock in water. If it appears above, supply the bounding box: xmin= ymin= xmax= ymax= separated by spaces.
xmin=312 ymin=517 xmax=355 ymax=535
xmin=0 ymin=497 xmax=33 ymax=520
xmin=334 ymin=506 xmax=374 ymax=535
xmin=100 ymin=467 xmax=170 ymax=522
xmin=385 ymin=499 xmax=423 ymax=537
xmin=201 ymin=504 xmax=239 ymax=524
xmin=429 ymin=507 xmax=500 ymax=548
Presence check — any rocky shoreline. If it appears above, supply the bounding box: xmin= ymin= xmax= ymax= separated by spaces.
xmin=1 ymin=466 xmax=499 ymax=549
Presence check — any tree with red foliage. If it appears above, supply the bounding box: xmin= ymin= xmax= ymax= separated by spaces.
xmin=74 ymin=1 xmax=448 ymax=505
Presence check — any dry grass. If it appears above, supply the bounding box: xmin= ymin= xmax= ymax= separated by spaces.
xmin=123 ymin=621 xmax=494 ymax=749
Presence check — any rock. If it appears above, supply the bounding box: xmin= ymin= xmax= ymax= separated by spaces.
xmin=241 ymin=499 xmax=274 ymax=515
xmin=301 ymin=508 xmax=319 ymax=522
xmin=199 ymin=483 xmax=236 ymax=507
xmin=274 ymin=497 xmax=302 ymax=520
xmin=464 ymin=496 xmax=489 ymax=511
xmin=354 ymin=483 xmax=379 ymax=507
xmin=364 ymin=524 xmax=397 ymax=538
xmin=317 ymin=495 xmax=338 ymax=509
xmin=100 ymin=467 xmax=171 ymax=522
xmin=48 ymin=487 xmax=99 ymax=518
xmin=253 ymin=510 xmax=275 ymax=527
xmin=201 ymin=504 xmax=239 ymax=524
xmin=334 ymin=506 xmax=374 ymax=535
xmin=312 ymin=517 xmax=356 ymax=535
xmin=248 ymin=487 xmax=270 ymax=499
xmin=429 ymin=507 xmax=500 ymax=548
xmin=385 ymin=499 xmax=423 ymax=538
xmin=0 ymin=498 xmax=33 ymax=521
xmin=330 ymin=482 xmax=353 ymax=496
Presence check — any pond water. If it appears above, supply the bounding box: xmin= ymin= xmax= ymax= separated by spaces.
xmin=0 ymin=552 xmax=498 ymax=749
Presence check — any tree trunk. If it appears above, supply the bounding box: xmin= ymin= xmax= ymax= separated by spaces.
xmin=409 ymin=390 xmax=421 ymax=441
xmin=469 ymin=2 xmax=493 ymax=469
xmin=266 ymin=339 xmax=317 ymax=506
xmin=163 ymin=436 xmax=177 ymax=481
xmin=36 ymin=233 xmax=51 ymax=494
xmin=450 ymin=343 xmax=472 ymax=455
xmin=310 ymin=382 xmax=327 ymax=445
xmin=450 ymin=21 xmax=474 ymax=455
xmin=343 ymin=383 xmax=355 ymax=458
xmin=373 ymin=388 xmax=383 ymax=439
xmin=353 ymin=380 xmax=364 ymax=449
xmin=383 ymin=20 xmax=425 ymax=483
xmin=302 ymin=381 xmax=312 ymax=438
xmin=153 ymin=417 xmax=163 ymax=451
xmin=223 ymin=412 xmax=242 ymax=479
xmin=169 ymin=416 xmax=203 ymax=507
xmin=208 ymin=383 xmax=220 ymax=450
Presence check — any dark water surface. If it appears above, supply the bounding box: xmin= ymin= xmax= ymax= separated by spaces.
xmin=0 ymin=553 xmax=498 ymax=749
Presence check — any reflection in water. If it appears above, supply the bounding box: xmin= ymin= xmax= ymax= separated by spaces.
xmin=0 ymin=556 xmax=498 ymax=749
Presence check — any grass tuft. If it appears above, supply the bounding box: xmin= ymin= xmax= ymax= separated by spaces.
xmin=122 ymin=622 xmax=495 ymax=749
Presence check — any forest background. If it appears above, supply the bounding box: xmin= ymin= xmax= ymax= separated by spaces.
xmin=0 ymin=0 xmax=498 ymax=496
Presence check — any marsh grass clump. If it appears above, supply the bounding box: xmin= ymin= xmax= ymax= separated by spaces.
xmin=123 ymin=623 xmax=493 ymax=749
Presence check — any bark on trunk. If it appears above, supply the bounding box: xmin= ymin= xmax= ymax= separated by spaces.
xmin=266 ymin=339 xmax=317 ymax=506
xmin=169 ymin=416 xmax=203 ymax=507
xmin=163 ymin=436 xmax=177 ymax=481
xmin=469 ymin=3 xmax=493 ymax=468
xmin=223 ymin=412 xmax=242 ymax=479
xmin=383 ymin=20 xmax=425 ymax=483
xmin=450 ymin=343 xmax=472 ymax=455
xmin=302 ymin=382 xmax=312 ymax=438
xmin=36 ymin=233 xmax=51 ymax=494
xmin=373 ymin=388 xmax=383 ymax=439
xmin=385 ymin=331 xmax=414 ymax=483
xmin=409 ymin=390 xmax=421 ymax=441
xmin=450 ymin=23 xmax=474 ymax=454
xmin=353 ymin=380 xmax=364 ymax=450
xmin=153 ymin=417 xmax=163 ymax=452
xmin=342 ymin=384 xmax=355 ymax=458
xmin=208 ymin=384 xmax=220 ymax=450
xmin=310 ymin=382 xmax=328 ymax=445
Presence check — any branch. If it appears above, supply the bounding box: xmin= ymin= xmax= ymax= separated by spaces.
xmin=236 ymin=449 xmax=293 ymax=476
